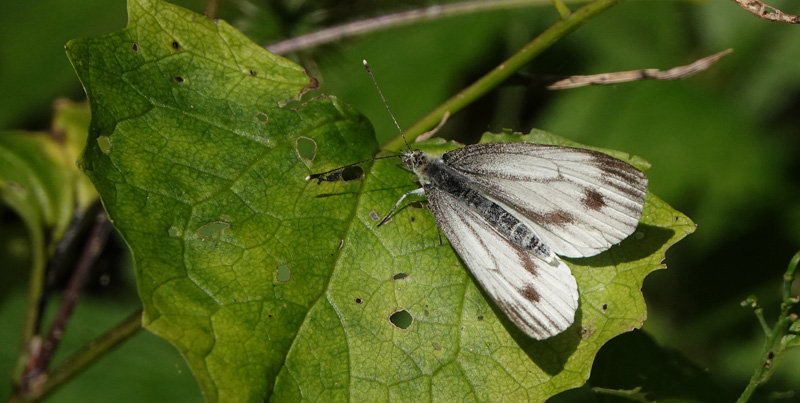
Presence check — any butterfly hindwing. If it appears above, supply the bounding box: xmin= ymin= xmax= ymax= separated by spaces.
xmin=425 ymin=185 xmax=579 ymax=339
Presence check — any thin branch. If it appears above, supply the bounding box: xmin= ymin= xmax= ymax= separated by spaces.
xmin=12 ymin=202 xmax=101 ymax=384
xmin=592 ymin=386 xmax=653 ymax=403
xmin=551 ymin=0 xmax=573 ymax=19
xmin=205 ymin=0 xmax=219 ymax=19
xmin=547 ymin=49 xmax=732 ymax=89
xmin=736 ymin=251 xmax=800 ymax=403
xmin=383 ymin=0 xmax=623 ymax=150
xmin=21 ymin=210 xmax=112 ymax=394
xmin=729 ymin=0 xmax=800 ymax=23
xmin=11 ymin=310 xmax=144 ymax=402
xmin=267 ymin=0 xmax=558 ymax=55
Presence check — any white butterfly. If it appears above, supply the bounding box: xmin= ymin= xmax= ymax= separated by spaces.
xmin=310 ymin=141 xmax=648 ymax=339
xmin=307 ymin=59 xmax=648 ymax=339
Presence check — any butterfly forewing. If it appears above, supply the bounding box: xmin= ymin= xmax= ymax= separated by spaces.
xmin=442 ymin=143 xmax=648 ymax=258
xmin=426 ymin=186 xmax=579 ymax=339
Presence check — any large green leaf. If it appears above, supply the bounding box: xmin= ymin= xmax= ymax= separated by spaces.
xmin=67 ymin=0 xmax=694 ymax=401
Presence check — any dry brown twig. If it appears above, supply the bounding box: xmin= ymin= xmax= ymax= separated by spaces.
xmin=730 ymin=0 xmax=800 ymax=23
xmin=547 ymin=49 xmax=733 ymax=90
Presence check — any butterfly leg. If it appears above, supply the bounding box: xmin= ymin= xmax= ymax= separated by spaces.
xmin=378 ymin=188 xmax=425 ymax=226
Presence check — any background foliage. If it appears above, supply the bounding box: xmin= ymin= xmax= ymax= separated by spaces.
xmin=1 ymin=0 xmax=798 ymax=401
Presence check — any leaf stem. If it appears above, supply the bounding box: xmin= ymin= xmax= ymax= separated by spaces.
xmin=592 ymin=386 xmax=653 ymax=403
xmin=552 ymin=0 xmax=573 ymax=19
xmin=15 ymin=208 xmax=112 ymax=399
xmin=736 ymin=250 xmax=800 ymax=403
xmin=12 ymin=203 xmax=98 ymax=385
xmin=10 ymin=310 xmax=143 ymax=403
xmin=205 ymin=0 xmax=219 ymax=19
xmin=381 ymin=0 xmax=623 ymax=151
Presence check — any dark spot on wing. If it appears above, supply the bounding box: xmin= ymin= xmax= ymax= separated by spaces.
xmin=582 ymin=188 xmax=605 ymax=211
xmin=495 ymin=299 xmax=547 ymax=334
xmin=520 ymin=285 xmax=540 ymax=302
xmin=592 ymin=154 xmax=648 ymax=202
xmin=542 ymin=210 xmax=575 ymax=226
xmin=517 ymin=249 xmax=540 ymax=276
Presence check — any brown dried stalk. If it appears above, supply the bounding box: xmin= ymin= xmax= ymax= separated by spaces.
xmin=547 ymin=49 xmax=733 ymax=90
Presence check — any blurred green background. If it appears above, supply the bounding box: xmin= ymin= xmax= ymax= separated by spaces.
xmin=1 ymin=0 xmax=798 ymax=401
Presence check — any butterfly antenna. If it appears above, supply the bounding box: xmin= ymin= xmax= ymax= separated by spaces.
xmin=363 ymin=60 xmax=411 ymax=152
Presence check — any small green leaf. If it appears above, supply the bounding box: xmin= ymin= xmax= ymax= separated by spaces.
xmin=67 ymin=1 xmax=694 ymax=401
xmin=0 ymin=100 xmax=95 ymax=272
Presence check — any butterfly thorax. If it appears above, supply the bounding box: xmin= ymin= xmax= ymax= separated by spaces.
xmin=402 ymin=150 xmax=431 ymax=182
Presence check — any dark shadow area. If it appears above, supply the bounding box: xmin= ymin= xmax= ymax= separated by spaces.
xmin=548 ymin=330 xmax=736 ymax=403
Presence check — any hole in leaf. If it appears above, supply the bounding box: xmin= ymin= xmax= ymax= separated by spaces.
xmin=389 ymin=309 xmax=413 ymax=330
xmin=409 ymin=216 xmax=415 ymax=222
xmin=477 ymin=315 xmax=484 ymax=321
xmin=275 ymin=263 xmax=291 ymax=283
xmin=132 ymin=43 xmax=139 ymax=53
xmin=602 ymin=303 xmax=608 ymax=311
xmin=167 ymin=226 xmax=181 ymax=237
xmin=97 ymin=136 xmax=112 ymax=154
xmin=250 ymin=70 xmax=257 ymax=76
xmin=173 ymin=76 xmax=185 ymax=83
xmin=393 ymin=272 xmax=408 ymax=281
xmin=196 ymin=221 xmax=229 ymax=238
xmin=354 ymin=298 xmax=363 ymax=304
xmin=255 ymin=112 xmax=269 ymax=124
xmin=171 ymin=40 xmax=180 ymax=50
xmin=295 ymin=137 xmax=317 ymax=161
xmin=340 ymin=166 xmax=363 ymax=181
xmin=369 ymin=211 xmax=380 ymax=222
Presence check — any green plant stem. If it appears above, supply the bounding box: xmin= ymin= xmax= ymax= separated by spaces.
xmin=12 ymin=231 xmax=46 ymax=384
xmin=592 ymin=386 xmax=652 ymax=403
xmin=205 ymin=0 xmax=219 ymax=19
xmin=783 ymin=250 xmax=799 ymax=302
xmin=552 ymin=0 xmax=573 ymax=18
xmin=10 ymin=310 xmax=143 ymax=403
xmin=381 ymin=0 xmax=623 ymax=151
xmin=736 ymin=250 xmax=800 ymax=403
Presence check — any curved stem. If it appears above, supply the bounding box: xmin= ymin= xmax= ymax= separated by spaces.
xmin=382 ymin=0 xmax=623 ymax=151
